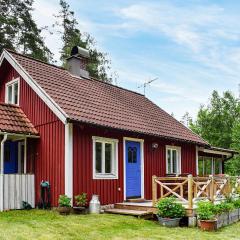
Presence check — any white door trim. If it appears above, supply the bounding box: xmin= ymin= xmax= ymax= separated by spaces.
xmin=123 ymin=137 xmax=144 ymax=200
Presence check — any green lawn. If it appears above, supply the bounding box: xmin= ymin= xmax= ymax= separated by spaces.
xmin=0 ymin=210 xmax=240 ymax=240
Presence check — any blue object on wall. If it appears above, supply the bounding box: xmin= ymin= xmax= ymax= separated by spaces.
xmin=125 ymin=141 xmax=141 ymax=198
xmin=4 ymin=141 xmax=18 ymax=174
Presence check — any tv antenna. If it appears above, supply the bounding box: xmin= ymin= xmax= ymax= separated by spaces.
xmin=138 ymin=77 xmax=158 ymax=95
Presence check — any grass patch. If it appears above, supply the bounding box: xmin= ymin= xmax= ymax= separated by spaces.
xmin=0 ymin=210 xmax=240 ymax=239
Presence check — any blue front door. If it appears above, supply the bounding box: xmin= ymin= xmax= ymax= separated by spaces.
xmin=4 ymin=141 xmax=18 ymax=174
xmin=126 ymin=141 xmax=141 ymax=198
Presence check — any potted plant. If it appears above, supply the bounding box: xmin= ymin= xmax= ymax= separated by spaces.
xmin=156 ymin=197 xmax=185 ymax=227
xmin=73 ymin=193 xmax=88 ymax=214
xmin=57 ymin=195 xmax=72 ymax=215
xmin=197 ymin=201 xmax=216 ymax=231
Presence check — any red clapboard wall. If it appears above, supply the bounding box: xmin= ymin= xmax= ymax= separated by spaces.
xmin=73 ymin=124 xmax=197 ymax=205
xmin=0 ymin=61 xmax=65 ymax=206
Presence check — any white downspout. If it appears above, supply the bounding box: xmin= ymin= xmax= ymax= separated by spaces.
xmin=0 ymin=134 xmax=8 ymax=211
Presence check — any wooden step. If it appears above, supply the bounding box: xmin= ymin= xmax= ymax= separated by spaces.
xmin=114 ymin=202 xmax=157 ymax=213
xmin=104 ymin=208 xmax=153 ymax=219
xmin=127 ymin=198 xmax=145 ymax=203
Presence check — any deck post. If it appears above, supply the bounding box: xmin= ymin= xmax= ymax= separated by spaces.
xmin=188 ymin=174 xmax=193 ymax=209
xmin=209 ymin=175 xmax=214 ymax=202
xmin=152 ymin=175 xmax=157 ymax=207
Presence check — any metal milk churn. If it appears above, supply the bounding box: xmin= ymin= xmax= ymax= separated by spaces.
xmin=89 ymin=195 xmax=100 ymax=214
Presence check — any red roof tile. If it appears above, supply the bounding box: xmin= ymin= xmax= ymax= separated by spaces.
xmin=0 ymin=103 xmax=38 ymax=135
xmin=7 ymin=50 xmax=207 ymax=145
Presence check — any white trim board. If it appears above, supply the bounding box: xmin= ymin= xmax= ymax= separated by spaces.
xmin=123 ymin=137 xmax=144 ymax=200
xmin=65 ymin=123 xmax=73 ymax=205
xmin=0 ymin=50 xmax=68 ymax=124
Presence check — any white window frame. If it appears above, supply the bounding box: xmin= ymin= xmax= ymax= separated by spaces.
xmin=92 ymin=136 xmax=118 ymax=179
xmin=166 ymin=145 xmax=181 ymax=174
xmin=5 ymin=78 xmax=20 ymax=105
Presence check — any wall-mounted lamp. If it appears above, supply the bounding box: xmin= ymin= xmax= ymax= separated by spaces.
xmin=152 ymin=143 xmax=159 ymax=149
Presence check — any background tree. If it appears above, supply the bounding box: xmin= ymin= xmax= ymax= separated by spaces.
xmin=190 ymin=91 xmax=240 ymax=148
xmin=55 ymin=0 xmax=114 ymax=83
xmin=0 ymin=0 xmax=52 ymax=62
xmin=190 ymin=90 xmax=240 ymax=175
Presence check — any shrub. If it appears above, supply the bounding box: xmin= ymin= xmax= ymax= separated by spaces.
xmin=197 ymin=201 xmax=216 ymax=220
xmin=75 ymin=193 xmax=87 ymax=207
xmin=214 ymin=202 xmax=234 ymax=214
xmin=58 ymin=195 xmax=71 ymax=207
xmin=156 ymin=197 xmax=185 ymax=219
xmin=233 ymin=199 xmax=240 ymax=208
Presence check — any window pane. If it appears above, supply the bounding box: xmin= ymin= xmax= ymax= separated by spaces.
xmin=215 ymin=159 xmax=222 ymax=175
xmin=198 ymin=157 xmax=204 ymax=176
xmin=95 ymin=142 xmax=102 ymax=173
xmin=8 ymin=85 xmax=12 ymax=103
xmin=14 ymin=83 xmax=18 ymax=104
xmin=128 ymin=147 xmax=137 ymax=163
xmin=105 ymin=143 xmax=112 ymax=173
xmin=172 ymin=150 xmax=177 ymax=173
xmin=205 ymin=158 xmax=212 ymax=175
xmin=167 ymin=149 xmax=171 ymax=173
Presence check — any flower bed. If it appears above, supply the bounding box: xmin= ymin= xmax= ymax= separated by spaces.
xmin=197 ymin=198 xmax=240 ymax=231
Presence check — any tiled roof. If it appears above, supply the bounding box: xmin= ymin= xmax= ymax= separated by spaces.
xmin=7 ymin=50 xmax=207 ymax=145
xmin=0 ymin=103 xmax=38 ymax=135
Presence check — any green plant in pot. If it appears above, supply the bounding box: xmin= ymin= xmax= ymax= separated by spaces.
xmin=156 ymin=197 xmax=185 ymax=227
xmin=58 ymin=195 xmax=72 ymax=215
xmin=197 ymin=201 xmax=216 ymax=231
xmin=73 ymin=193 xmax=88 ymax=214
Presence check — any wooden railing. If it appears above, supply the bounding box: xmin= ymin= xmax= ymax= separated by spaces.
xmin=152 ymin=175 xmax=240 ymax=209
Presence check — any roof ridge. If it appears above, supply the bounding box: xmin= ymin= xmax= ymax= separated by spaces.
xmin=4 ymin=49 xmax=145 ymax=97
xmin=80 ymin=75 xmax=144 ymax=97
xmin=4 ymin=49 xmax=65 ymax=71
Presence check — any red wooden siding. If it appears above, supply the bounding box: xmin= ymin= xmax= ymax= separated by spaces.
xmin=0 ymin=62 xmax=65 ymax=206
xmin=73 ymin=124 xmax=197 ymax=205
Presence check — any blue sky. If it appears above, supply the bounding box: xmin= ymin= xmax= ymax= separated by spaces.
xmin=33 ymin=0 xmax=240 ymax=120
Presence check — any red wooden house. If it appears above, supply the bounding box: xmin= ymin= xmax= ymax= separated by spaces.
xmin=0 ymin=47 xmax=236 ymax=210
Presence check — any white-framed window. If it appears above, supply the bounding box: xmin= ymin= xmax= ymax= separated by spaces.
xmin=5 ymin=78 xmax=20 ymax=105
xmin=166 ymin=145 xmax=181 ymax=174
xmin=92 ymin=136 xmax=118 ymax=179
xmin=198 ymin=156 xmax=223 ymax=176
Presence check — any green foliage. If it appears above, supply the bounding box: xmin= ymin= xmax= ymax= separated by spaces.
xmin=156 ymin=197 xmax=185 ymax=219
xmin=190 ymin=91 xmax=240 ymax=148
xmin=0 ymin=0 xmax=52 ymax=62
xmin=214 ymin=202 xmax=235 ymax=214
xmin=233 ymin=199 xmax=240 ymax=208
xmin=74 ymin=193 xmax=87 ymax=207
xmin=197 ymin=201 xmax=216 ymax=220
xmin=189 ymin=90 xmax=240 ymax=175
xmin=58 ymin=195 xmax=71 ymax=207
xmin=55 ymin=0 xmax=115 ymax=83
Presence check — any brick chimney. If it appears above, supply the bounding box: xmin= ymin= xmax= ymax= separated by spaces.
xmin=66 ymin=46 xmax=90 ymax=78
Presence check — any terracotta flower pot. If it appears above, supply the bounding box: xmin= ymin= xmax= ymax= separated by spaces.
xmin=200 ymin=219 xmax=217 ymax=231
xmin=57 ymin=206 xmax=72 ymax=215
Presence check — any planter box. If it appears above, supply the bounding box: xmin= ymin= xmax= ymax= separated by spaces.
xmin=229 ymin=209 xmax=239 ymax=224
xmin=216 ymin=212 xmax=229 ymax=229
xmin=157 ymin=216 xmax=181 ymax=227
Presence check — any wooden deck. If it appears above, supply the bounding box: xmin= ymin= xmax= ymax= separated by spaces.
xmin=152 ymin=175 xmax=240 ymax=216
